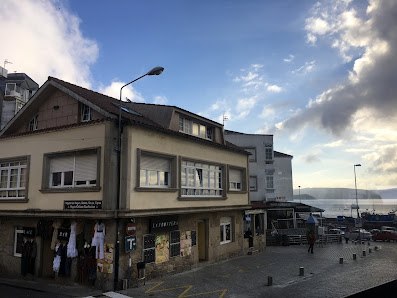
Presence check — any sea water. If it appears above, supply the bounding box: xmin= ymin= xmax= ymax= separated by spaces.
xmin=300 ymin=199 xmax=397 ymax=218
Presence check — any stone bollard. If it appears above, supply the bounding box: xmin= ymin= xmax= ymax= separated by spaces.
xmin=339 ymin=257 xmax=343 ymax=264
xmin=268 ymin=276 xmax=273 ymax=286
xmin=369 ymin=248 xmax=372 ymax=253
xmin=299 ymin=267 xmax=304 ymax=276
xmin=362 ymin=250 xmax=366 ymax=257
xmin=375 ymin=246 xmax=378 ymax=251
xmin=354 ymin=241 xmax=357 ymax=245
xmin=353 ymin=253 xmax=357 ymax=260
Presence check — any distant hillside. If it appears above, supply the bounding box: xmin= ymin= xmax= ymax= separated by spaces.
xmin=377 ymin=188 xmax=397 ymax=200
xmin=293 ymin=188 xmax=383 ymax=201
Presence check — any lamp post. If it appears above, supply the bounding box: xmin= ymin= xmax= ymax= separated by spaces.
xmin=298 ymin=186 xmax=301 ymax=203
xmin=114 ymin=66 xmax=164 ymax=291
xmin=354 ymin=164 xmax=361 ymax=219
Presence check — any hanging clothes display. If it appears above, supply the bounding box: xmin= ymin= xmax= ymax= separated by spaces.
xmin=91 ymin=220 xmax=105 ymax=259
xmin=53 ymin=242 xmax=62 ymax=273
xmin=67 ymin=222 xmax=78 ymax=258
xmin=28 ymin=239 xmax=37 ymax=274
xmin=51 ymin=220 xmax=62 ymax=250
xmin=21 ymin=238 xmax=30 ymax=276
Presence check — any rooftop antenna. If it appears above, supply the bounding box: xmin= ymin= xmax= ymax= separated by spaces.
xmin=4 ymin=59 xmax=12 ymax=69
xmin=223 ymin=112 xmax=229 ymax=126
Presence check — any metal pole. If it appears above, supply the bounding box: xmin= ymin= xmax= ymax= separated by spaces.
xmin=354 ymin=166 xmax=359 ymax=219
xmin=299 ymin=186 xmax=301 ymax=203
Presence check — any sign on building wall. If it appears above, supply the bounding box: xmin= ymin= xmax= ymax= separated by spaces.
xmin=57 ymin=228 xmax=70 ymax=240
xmin=155 ymin=234 xmax=169 ymax=263
xmin=64 ymin=200 xmax=102 ymax=210
xmin=97 ymin=243 xmax=113 ymax=274
xmin=150 ymin=215 xmax=179 ymax=233
xmin=180 ymin=231 xmax=192 ymax=256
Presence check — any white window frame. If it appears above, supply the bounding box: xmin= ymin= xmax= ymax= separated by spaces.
xmin=181 ymin=161 xmax=223 ymax=197
xmin=220 ymin=217 xmax=232 ymax=244
xmin=0 ymin=158 xmax=27 ymax=199
xmin=28 ymin=114 xmax=38 ymax=131
xmin=265 ymin=146 xmax=273 ymax=160
xmin=14 ymin=227 xmax=24 ymax=257
xmin=249 ymin=176 xmax=257 ymax=192
xmin=179 ymin=117 xmax=214 ymax=140
xmin=229 ymin=168 xmax=242 ymax=191
xmin=81 ymin=104 xmax=93 ymax=122
xmin=47 ymin=151 xmax=98 ymax=189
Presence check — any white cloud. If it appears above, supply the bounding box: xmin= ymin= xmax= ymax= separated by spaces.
xmin=0 ymin=0 xmax=98 ymax=88
xmin=98 ymin=81 xmax=144 ymax=102
xmin=283 ymin=55 xmax=295 ymax=63
xmin=266 ymin=85 xmax=282 ymax=93
xmin=153 ymin=96 xmax=168 ymax=105
xmin=292 ymin=60 xmax=316 ymax=74
xmin=324 ymin=140 xmax=343 ymax=147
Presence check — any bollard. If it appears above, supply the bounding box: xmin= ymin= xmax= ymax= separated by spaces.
xmin=268 ymin=276 xmax=273 ymax=286
xmin=362 ymin=250 xmax=366 ymax=257
xmin=299 ymin=267 xmax=304 ymax=276
xmin=375 ymin=246 xmax=378 ymax=251
xmin=353 ymin=253 xmax=357 ymax=260
xmin=339 ymin=257 xmax=343 ymax=264
xmin=354 ymin=241 xmax=357 ymax=245
xmin=369 ymin=248 xmax=372 ymax=253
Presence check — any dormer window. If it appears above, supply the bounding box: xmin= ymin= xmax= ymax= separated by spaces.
xmin=179 ymin=117 xmax=214 ymax=140
xmin=28 ymin=114 xmax=38 ymax=131
xmin=81 ymin=104 xmax=92 ymax=122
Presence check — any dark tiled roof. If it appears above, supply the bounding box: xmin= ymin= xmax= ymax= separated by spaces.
xmin=274 ymin=151 xmax=293 ymax=158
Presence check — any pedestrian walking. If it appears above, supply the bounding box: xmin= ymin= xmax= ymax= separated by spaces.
xmin=344 ymin=230 xmax=350 ymax=244
xmin=307 ymin=230 xmax=316 ymax=254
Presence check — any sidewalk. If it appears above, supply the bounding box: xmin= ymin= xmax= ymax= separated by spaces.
xmin=1 ymin=241 xmax=396 ymax=297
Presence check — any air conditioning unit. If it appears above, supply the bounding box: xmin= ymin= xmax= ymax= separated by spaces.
xmin=0 ymin=66 xmax=8 ymax=78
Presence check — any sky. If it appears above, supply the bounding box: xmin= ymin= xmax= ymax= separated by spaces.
xmin=1 ymin=0 xmax=397 ymax=191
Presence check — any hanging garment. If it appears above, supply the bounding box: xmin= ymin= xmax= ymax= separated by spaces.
xmin=21 ymin=240 xmax=30 ymax=276
xmin=53 ymin=244 xmax=62 ymax=272
xmin=67 ymin=222 xmax=78 ymax=258
xmin=51 ymin=220 xmax=62 ymax=250
xmin=91 ymin=221 xmax=105 ymax=259
xmin=28 ymin=240 xmax=37 ymax=275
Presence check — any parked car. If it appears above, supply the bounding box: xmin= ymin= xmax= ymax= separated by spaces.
xmin=370 ymin=229 xmax=381 ymax=235
xmin=349 ymin=229 xmax=371 ymax=240
xmin=329 ymin=228 xmax=344 ymax=235
xmin=372 ymin=230 xmax=397 ymax=242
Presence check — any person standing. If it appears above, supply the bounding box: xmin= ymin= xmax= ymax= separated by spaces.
xmin=344 ymin=230 xmax=350 ymax=244
xmin=307 ymin=230 xmax=316 ymax=254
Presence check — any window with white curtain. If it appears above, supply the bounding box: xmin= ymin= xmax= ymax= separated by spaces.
xmin=0 ymin=157 xmax=28 ymax=199
xmin=220 ymin=217 xmax=232 ymax=244
xmin=140 ymin=154 xmax=171 ymax=187
xmin=47 ymin=150 xmax=98 ymax=188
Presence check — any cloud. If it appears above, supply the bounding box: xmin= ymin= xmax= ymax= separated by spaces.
xmin=283 ymin=55 xmax=295 ymax=63
xmin=324 ymin=140 xmax=343 ymax=147
xmin=279 ymin=0 xmax=397 ymax=138
xmin=98 ymin=81 xmax=144 ymax=102
xmin=291 ymin=60 xmax=316 ymax=74
xmin=304 ymin=154 xmax=321 ymax=163
xmin=266 ymin=84 xmax=282 ymax=93
xmin=153 ymin=96 xmax=168 ymax=105
xmin=0 ymin=0 xmax=98 ymax=88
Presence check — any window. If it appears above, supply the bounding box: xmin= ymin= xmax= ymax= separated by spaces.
xmin=220 ymin=217 xmax=232 ymax=244
xmin=244 ymin=148 xmax=256 ymax=162
xmin=249 ymin=176 xmax=257 ymax=191
xmin=140 ymin=155 xmax=170 ymax=187
xmin=28 ymin=114 xmax=38 ymax=131
xmin=181 ymin=161 xmax=223 ymax=197
xmin=170 ymin=230 xmax=181 ymax=257
xmin=255 ymin=213 xmax=264 ymax=235
xmin=44 ymin=149 xmax=99 ymax=190
xmin=265 ymin=145 xmax=273 ymax=160
xmin=14 ymin=227 xmax=24 ymax=257
xmin=179 ymin=116 xmax=214 ymax=140
xmin=137 ymin=150 xmax=176 ymax=190
xmin=229 ymin=168 xmax=242 ymax=191
xmin=81 ymin=104 xmax=93 ymax=121
xmin=0 ymin=157 xmax=27 ymax=199
xmin=266 ymin=175 xmax=274 ymax=189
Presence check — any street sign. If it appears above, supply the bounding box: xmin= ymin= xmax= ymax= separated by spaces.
xmin=125 ymin=236 xmax=137 ymax=252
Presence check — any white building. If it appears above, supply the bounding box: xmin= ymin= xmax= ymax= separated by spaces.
xmin=274 ymin=151 xmax=294 ymax=202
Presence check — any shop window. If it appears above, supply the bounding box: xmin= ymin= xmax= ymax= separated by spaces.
xmin=14 ymin=227 xmax=24 ymax=257
xmin=170 ymin=230 xmax=180 ymax=258
xmin=220 ymin=217 xmax=232 ymax=244
xmin=143 ymin=234 xmax=156 ymax=264
xmin=42 ymin=148 xmax=100 ymax=191
xmin=243 ymin=215 xmax=253 ymax=238
xmin=0 ymin=157 xmax=28 ymax=200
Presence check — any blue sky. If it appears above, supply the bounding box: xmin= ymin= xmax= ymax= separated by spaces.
xmin=1 ymin=0 xmax=397 ymax=191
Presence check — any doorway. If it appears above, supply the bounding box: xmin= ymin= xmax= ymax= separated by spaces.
xmin=40 ymin=238 xmax=54 ymax=278
xmin=197 ymin=219 xmax=208 ymax=262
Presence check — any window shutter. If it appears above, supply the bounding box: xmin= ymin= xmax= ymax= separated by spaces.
xmin=75 ymin=153 xmax=97 ymax=181
xmin=141 ymin=155 xmax=170 ymax=172
xmin=50 ymin=156 xmax=74 ymax=173
xmin=249 ymin=177 xmax=257 ymax=189
xmin=229 ymin=169 xmax=241 ymax=183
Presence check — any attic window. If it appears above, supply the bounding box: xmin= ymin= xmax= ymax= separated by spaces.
xmin=81 ymin=104 xmax=93 ymax=122
xmin=28 ymin=114 xmax=38 ymax=131
xmin=111 ymin=102 xmax=142 ymax=116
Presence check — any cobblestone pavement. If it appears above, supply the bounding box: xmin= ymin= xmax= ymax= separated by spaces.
xmin=118 ymin=241 xmax=397 ymax=298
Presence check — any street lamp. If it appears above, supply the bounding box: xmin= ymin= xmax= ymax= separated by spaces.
xmin=114 ymin=66 xmax=164 ymax=291
xmin=354 ymin=164 xmax=361 ymax=219
xmin=298 ymin=186 xmax=301 ymax=203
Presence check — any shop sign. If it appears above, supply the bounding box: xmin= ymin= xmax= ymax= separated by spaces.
xmin=23 ymin=227 xmax=35 ymax=237
xmin=150 ymin=215 xmax=179 ymax=233
xmin=58 ymin=228 xmax=70 ymax=240
xmin=125 ymin=236 xmax=136 ymax=252
xmin=126 ymin=223 xmax=137 ymax=236
xmin=64 ymin=200 xmax=102 ymax=210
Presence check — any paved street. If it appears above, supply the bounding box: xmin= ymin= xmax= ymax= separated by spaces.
xmin=1 ymin=241 xmax=396 ymax=298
